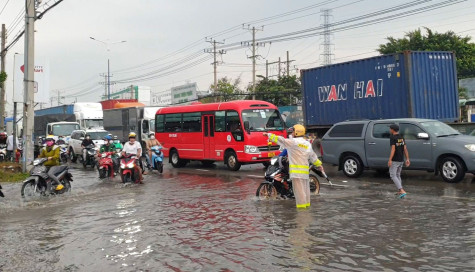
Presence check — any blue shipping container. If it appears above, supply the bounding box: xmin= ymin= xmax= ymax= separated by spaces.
xmin=35 ymin=105 xmax=74 ymax=116
xmin=302 ymin=51 xmax=459 ymax=127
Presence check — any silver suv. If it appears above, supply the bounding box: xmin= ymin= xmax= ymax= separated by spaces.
xmin=321 ymin=119 xmax=475 ymax=183
xmin=68 ymin=129 xmax=109 ymax=162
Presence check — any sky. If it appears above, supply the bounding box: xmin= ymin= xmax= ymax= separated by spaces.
xmin=0 ymin=0 xmax=474 ymax=113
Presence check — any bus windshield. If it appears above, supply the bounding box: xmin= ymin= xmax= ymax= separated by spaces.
xmin=52 ymin=124 xmax=80 ymax=136
xmin=242 ymin=109 xmax=284 ymax=132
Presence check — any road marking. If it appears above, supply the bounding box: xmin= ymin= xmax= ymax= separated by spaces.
xmin=195 ymin=169 xmax=210 ymax=172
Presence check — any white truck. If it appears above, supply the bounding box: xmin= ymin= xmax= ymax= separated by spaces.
xmin=34 ymin=103 xmax=104 ymax=130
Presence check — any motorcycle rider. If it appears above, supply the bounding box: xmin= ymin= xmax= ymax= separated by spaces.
xmin=99 ymin=136 xmax=115 ymax=153
xmin=56 ymin=136 xmax=66 ymax=145
xmin=81 ymin=134 xmax=95 ymax=162
xmin=112 ymin=135 xmax=123 ymax=150
xmin=145 ymin=132 xmax=162 ymax=169
xmin=0 ymin=132 xmax=7 ymax=145
xmin=121 ymin=132 xmax=144 ymax=183
xmin=264 ymin=124 xmax=324 ymax=209
xmin=38 ymin=135 xmax=64 ymax=191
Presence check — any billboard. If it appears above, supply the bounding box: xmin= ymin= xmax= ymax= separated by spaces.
xmin=171 ymin=82 xmax=198 ymax=105
xmin=13 ymin=54 xmax=50 ymax=103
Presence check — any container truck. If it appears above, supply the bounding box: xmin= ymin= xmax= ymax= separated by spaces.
xmin=103 ymin=106 xmax=162 ymax=145
xmin=34 ymin=102 xmax=103 ymax=130
xmin=301 ymin=51 xmax=459 ymax=136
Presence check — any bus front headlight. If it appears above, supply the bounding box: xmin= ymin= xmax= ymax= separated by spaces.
xmin=244 ymin=145 xmax=260 ymax=154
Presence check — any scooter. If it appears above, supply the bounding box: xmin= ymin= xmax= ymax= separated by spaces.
xmin=21 ymin=158 xmax=73 ymax=199
xmin=60 ymin=144 xmax=69 ymax=164
xmin=0 ymin=143 xmax=6 ymax=162
xmin=97 ymin=151 xmax=115 ymax=179
xmin=256 ymin=156 xmax=322 ymax=199
xmin=80 ymin=144 xmax=97 ymax=169
xmin=150 ymin=146 xmax=164 ymax=173
xmin=120 ymin=153 xmax=140 ymax=183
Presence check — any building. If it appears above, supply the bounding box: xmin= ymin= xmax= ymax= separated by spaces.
xmin=460 ymin=78 xmax=475 ymax=98
xmin=102 ymin=85 xmax=151 ymax=106
xmin=171 ymin=83 xmax=199 ymax=105
xmin=151 ymin=90 xmax=172 ymax=106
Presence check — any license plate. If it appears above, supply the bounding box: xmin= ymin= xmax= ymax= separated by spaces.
xmin=268 ymin=152 xmax=275 ymax=157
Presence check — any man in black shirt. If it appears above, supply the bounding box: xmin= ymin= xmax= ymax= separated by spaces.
xmin=388 ymin=124 xmax=410 ymax=198
xmin=81 ymin=134 xmax=95 ymax=162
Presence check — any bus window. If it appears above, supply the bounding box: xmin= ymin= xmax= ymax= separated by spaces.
xmin=165 ymin=114 xmax=182 ymax=132
xmin=226 ymin=111 xmax=241 ymax=132
xmin=156 ymin=115 xmax=164 ymax=132
xmin=215 ymin=111 xmax=225 ymax=132
xmin=183 ymin=112 xmax=201 ymax=132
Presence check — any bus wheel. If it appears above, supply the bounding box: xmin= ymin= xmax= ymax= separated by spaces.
xmin=225 ymin=151 xmax=241 ymax=171
xmin=170 ymin=150 xmax=186 ymax=168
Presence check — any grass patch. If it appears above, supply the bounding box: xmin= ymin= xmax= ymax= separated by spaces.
xmin=0 ymin=162 xmax=27 ymax=182
xmin=0 ymin=171 xmax=29 ymax=182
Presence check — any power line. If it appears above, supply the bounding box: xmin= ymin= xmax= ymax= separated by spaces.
xmin=0 ymin=0 xmax=10 ymax=16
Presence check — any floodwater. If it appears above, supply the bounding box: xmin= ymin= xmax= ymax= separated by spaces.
xmin=0 ymin=163 xmax=474 ymax=271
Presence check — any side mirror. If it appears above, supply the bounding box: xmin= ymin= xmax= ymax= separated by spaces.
xmin=417 ymin=132 xmax=430 ymax=140
xmin=244 ymin=121 xmax=250 ymax=134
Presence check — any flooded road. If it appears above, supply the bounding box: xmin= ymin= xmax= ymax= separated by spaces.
xmin=1 ymin=162 xmax=474 ymax=271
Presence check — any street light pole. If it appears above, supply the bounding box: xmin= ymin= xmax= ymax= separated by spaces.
xmin=89 ymin=37 xmax=126 ymax=100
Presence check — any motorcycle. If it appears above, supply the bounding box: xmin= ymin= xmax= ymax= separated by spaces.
xmin=150 ymin=146 xmax=164 ymax=173
xmin=97 ymin=151 xmax=115 ymax=179
xmin=0 ymin=143 xmax=6 ymax=162
xmin=120 ymin=153 xmax=140 ymax=183
xmin=256 ymin=156 xmax=322 ymax=199
xmin=80 ymin=144 xmax=97 ymax=169
xmin=60 ymin=144 xmax=69 ymax=164
xmin=21 ymin=158 xmax=73 ymax=199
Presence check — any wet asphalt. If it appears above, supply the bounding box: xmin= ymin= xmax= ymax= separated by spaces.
xmin=0 ymin=161 xmax=474 ymax=271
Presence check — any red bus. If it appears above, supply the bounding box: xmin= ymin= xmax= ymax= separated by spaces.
xmin=155 ymin=100 xmax=286 ymax=170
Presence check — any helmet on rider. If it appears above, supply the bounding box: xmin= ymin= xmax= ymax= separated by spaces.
xmin=0 ymin=132 xmax=6 ymax=139
xmin=45 ymin=135 xmax=55 ymax=147
xmin=128 ymin=132 xmax=136 ymax=139
xmin=292 ymin=124 xmax=306 ymax=137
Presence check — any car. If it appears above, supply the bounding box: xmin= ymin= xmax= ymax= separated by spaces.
xmin=321 ymin=119 xmax=475 ymax=183
xmin=68 ymin=129 xmax=109 ymax=162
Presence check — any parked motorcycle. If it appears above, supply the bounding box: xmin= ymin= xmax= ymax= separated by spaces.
xmin=120 ymin=153 xmax=140 ymax=183
xmin=80 ymin=144 xmax=97 ymax=169
xmin=60 ymin=144 xmax=69 ymax=164
xmin=98 ymin=151 xmax=115 ymax=179
xmin=0 ymin=143 xmax=6 ymax=162
xmin=150 ymin=146 xmax=164 ymax=173
xmin=256 ymin=156 xmax=321 ymax=199
xmin=21 ymin=158 xmax=73 ymax=199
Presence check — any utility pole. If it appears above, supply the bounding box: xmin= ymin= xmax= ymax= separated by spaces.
xmin=278 ymin=57 xmax=281 ymax=78
xmin=204 ymin=38 xmax=225 ymax=90
xmin=286 ymin=51 xmax=290 ymax=76
xmin=242 ymin=25 xmax=263 ymax=99
xmin=265 ymin=60 xmax=268 ymax=79
xmin=23 ymin=0 xmax=36 ymax=172
xmin=0 ymin=24 xmax=6 ymax=131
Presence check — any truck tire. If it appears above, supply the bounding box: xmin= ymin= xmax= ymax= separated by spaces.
xmin=225 ymin=151 xmax=241 ymax=171
xmin=170 ymin=150 xmax=186 ymax=168
xmin=70 ymin=148 xmax=77 ymax=163
xmin=440 ymin=157 xmax=465 ymax=183
xmin=342 ymin=155 xmax=363 ymax=178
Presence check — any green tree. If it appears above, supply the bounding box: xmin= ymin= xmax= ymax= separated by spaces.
xmin=0 ymin=71 xmax=6 ymax=87
xmin=201 ymin=76 xmax=243 ymax=103
xmin=378 ymin=28 xmax=475 ymax=79
xmin=248 ymin=75 xmax=301 ymax=106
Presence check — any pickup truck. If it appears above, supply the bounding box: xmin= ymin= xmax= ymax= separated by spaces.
xmin=321 ymin=119 xmax=475 ymax=183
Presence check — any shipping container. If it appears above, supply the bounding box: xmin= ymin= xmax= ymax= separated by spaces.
xmin=302 ymin=51 xmax=459 ymax=129
xmin=35 ymin=105 xmax=74 ymax=116
xmin=100 ymin=99 xmax=138 ymax=110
